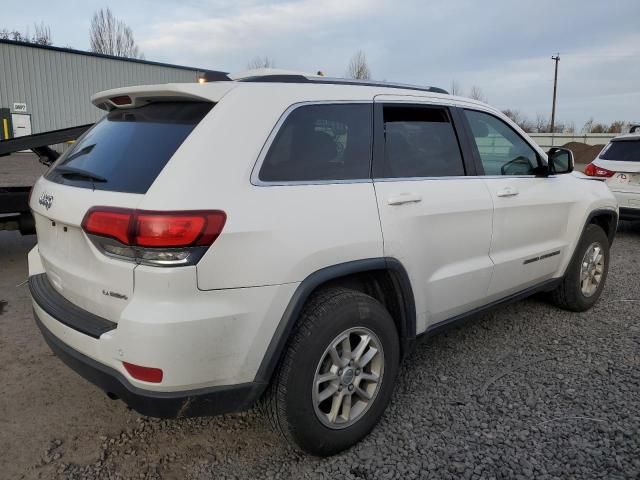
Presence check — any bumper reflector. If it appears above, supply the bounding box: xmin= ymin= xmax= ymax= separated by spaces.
xmin=123 ymin=362 xmax=164 ymax=383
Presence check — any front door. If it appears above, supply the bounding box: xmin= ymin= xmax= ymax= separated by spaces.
xmin=372 ymin=99 xmax=494 ymax=332
xmin=461 ymin=108 xmax=575 ymax=299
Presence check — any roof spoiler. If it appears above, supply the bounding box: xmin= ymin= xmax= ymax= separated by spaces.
xmin=91 ymin=86 xmax=220 ymax=111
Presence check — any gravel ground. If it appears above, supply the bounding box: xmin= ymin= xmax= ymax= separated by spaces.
xmin=0 ymin=153 xmax=48 ymax=187
xmin=0 ymin=223 xmax=638 ymax=480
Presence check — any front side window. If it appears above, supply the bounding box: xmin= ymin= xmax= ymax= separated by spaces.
xmin=381 ymin=106 xmax=465 ymax=178
xmin=464 ymin=109 xmax=539 ymax=176
xmin=259 ymin=104 xmax=372 ymax=182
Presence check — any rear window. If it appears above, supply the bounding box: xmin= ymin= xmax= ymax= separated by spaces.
xmin=599 ymin=140 xmax=640 ymax=162
xmin=259 ymin=103 xmax=372 ymax=182
xmin=46 ymin=102 xmax=213 ymax=194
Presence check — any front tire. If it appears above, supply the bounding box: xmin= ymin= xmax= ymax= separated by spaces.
xmin=263 ymin=287 xmax=400 ymax=456
xmin=551 ymin=224 xmax=610 ymax=311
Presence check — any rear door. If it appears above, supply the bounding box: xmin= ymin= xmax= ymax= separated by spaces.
xmin=372 ymin=98 xmax=494 ymax=332
xmin=30 ymin=101 xmax=213 ymax=322
xmin=460 ymin=108 xmax=575 ymax=298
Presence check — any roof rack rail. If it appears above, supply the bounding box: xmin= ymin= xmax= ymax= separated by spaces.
xmin=237 ymin=74 xmax=449 ymax=94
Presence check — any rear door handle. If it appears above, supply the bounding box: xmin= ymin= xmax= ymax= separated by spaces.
xmin=496 ymin=186 xmax=519 ymax=197
xmin=387 ymin=193 xmax=423 ymax=205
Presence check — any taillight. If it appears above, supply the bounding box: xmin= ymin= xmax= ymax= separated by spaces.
xmin=81 ymin=207 xmax=226 ymax=266
xmin=135 ymin=212 xmax=225 ymax=247
xmin=584 ymin=163 xmax=615 ymax=178
xmin=83 ymin=209 xmax=132 ymax=244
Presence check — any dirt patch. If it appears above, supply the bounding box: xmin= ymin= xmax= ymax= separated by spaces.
xmin=563 ymin=142 xmax=606 ymax=165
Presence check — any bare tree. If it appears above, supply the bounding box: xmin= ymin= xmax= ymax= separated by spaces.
xmin=551 ymin=121 xmax=565 ymax=134
xmin=535 ymin=113 xmax=549 ymax=133
xmin=32 ymin=22 xmax=52 ymax=45
xmin=0 ymin=23 xmax=52 ymax=45
xmin=502 ymin=109 xmax=532 ymax=132
xmin=564 ymin=121 xmax=576 ymax=134
xmin=247 ymin=56 xmax=276 ymax=69
xmin=582 ymin=118 xmax=594 ymax=134
xmin=449 ymin=80 xmax=462 ymax=96
xmin=1 ymin=29 xmax=25 ymax=41
xmin=90 ymin=8 xmax=143 ymax=59
xmin=468 ymin=85 xmax=487 ymax=102
xmin=607 ymin=120 xmax=626 ymax=134
xmin=582 ymin=118 xmax=607 ymax=134
xmin=346 ymin=50 xmax=371 ymax=80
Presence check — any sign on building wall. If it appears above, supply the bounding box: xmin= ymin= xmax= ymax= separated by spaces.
xmin=11 ymin=113 xmax=32 ymax=138
xmin=12 ymin=102 xmax=27 ymax=113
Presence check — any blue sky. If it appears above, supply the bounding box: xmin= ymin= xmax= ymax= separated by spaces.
xmin=4 ymin=0 xmax=640 ymax=127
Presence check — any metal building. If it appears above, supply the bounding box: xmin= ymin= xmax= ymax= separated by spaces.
xmin=0 ymin=39 xmax=222 ymax=139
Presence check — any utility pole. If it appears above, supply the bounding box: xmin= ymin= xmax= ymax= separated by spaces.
xmin=550 ymin=53 xmax=560 ymax=134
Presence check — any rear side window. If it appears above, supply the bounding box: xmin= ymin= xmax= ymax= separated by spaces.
xmin=46 ymin=102 xmax=213 ymax=194
xmin=599 ymin=140 xmax=640 ymax=162
xmin=381 ymin=106 xmax=465 ymax=178
xmin=259 ymin=104 xmax=372 ymax=182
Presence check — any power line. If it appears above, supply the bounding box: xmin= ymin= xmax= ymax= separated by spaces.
xmin=560 ymin=53 xmax=640 ymax=58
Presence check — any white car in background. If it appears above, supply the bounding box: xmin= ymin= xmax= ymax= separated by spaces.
xmin=585 ymin=131 xmax=640 ymax=220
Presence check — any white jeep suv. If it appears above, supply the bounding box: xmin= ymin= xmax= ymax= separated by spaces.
xmin=28 ymin=73 xmax=618 ymax=455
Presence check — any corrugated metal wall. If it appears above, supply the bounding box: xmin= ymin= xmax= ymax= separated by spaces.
xmin=0 ymin=42 xmax=199 ymax=134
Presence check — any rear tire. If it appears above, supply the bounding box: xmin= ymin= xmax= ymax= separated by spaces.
xmin=550 ymin=224 xmax=610 ymax=311
xmin=262 ymin=287 xmax=400 ymax=456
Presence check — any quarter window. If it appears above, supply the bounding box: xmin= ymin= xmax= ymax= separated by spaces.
xmin=381 ymin=106 xmax=465 ymax=178
xmin=464 ymin=109 xmax=539 ymax=176
xmin=259 ymin=104 xmax=372 ymax=182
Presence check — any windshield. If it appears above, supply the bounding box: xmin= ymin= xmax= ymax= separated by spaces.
xmin=46 ymin=101 xmax=213 ymax=194
xmin=599 ymin=140 xmax=640 ymax=162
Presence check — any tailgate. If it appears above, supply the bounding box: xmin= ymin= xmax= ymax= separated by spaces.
xmin=30 ymin=178 xmax=142 ymax=322
xmin=29 ymin=98 xmax=218 ymax=322
xmin=601 ymin=160 xmax=640 ymax=194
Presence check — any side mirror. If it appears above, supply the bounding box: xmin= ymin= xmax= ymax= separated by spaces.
xmin=547 ymin=147 xmax=574 ymax=175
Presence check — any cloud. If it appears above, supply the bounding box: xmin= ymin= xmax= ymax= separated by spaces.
xmin=455 ymin=32 xmax=640 ymax=125
xmin=8 ymin=0 xmax=637 ymax=125
xmin=140 ymin=0 xmax=376 ymax=58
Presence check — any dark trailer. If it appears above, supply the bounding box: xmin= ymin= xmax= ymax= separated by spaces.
xmin=0 ymin=124 xmax=91 ymax=234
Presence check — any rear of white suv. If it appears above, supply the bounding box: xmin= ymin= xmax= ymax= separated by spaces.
xmin=585 ymin=133 xmax=640 ymax=220
xmin=28 ymin=80 xmax=386 ymax=421
xmin=28 ymin=82 xmax=285 ymax=416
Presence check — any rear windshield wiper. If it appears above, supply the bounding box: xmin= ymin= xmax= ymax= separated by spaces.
xmin=65 ymin=144 xmax=96 ymax=162
xmin=55 ymin=166 xmax=107 ymax=182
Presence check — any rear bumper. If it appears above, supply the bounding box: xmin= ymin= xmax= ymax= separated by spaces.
xmin=26 ymin=256 xmax=297 ymax=417
xmin=33 ymin=309 xmax=266 ymax=418
xmin=610 ymin=190 xmax=640 ymax=219
xmin=619 ymin=207 xmax=640 ymax=220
